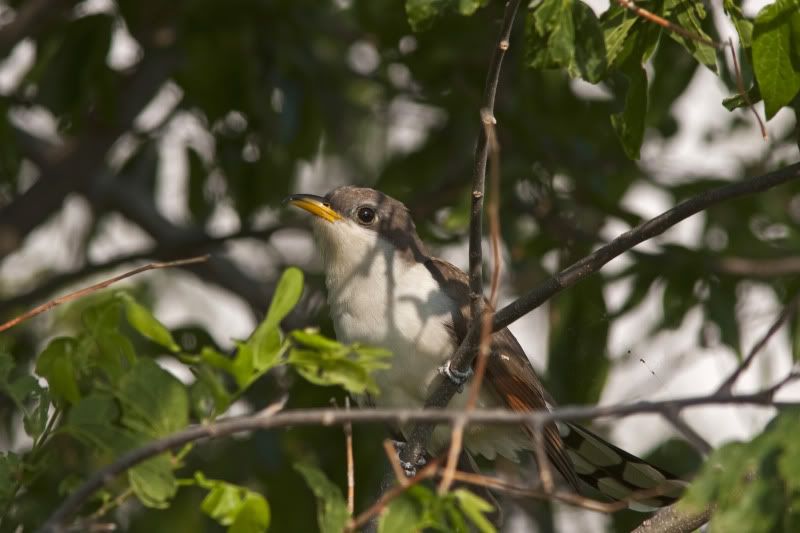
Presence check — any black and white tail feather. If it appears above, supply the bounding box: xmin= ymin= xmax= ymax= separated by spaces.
xmin=556 ymin=422 xmax=687 ymax=511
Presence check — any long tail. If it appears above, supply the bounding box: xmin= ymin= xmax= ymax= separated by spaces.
xmin=558 ymin=422 xmax=688 ymax=512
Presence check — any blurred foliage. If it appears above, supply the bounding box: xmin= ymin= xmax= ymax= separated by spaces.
xmin=0 ymin=0 xmax=798 ymax=531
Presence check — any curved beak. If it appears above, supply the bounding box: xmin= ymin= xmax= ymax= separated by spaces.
xmin=284 ymin=194 xmax=342 ymax=223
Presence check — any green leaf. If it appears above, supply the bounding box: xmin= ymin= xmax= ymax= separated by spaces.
xmin=547 ymin=274 xmax=610 ymax=404
xmin=723 ymin=84 xmax=761 ymax=111
xmin=195 ymin=473 xmax=270 ymax=532
xmin=752 ymin=0 xmax=800 ymax=119
xmin=289 ymin=348 xmax=389 ymax=395
xmin=0 ymin=452 xmax=22 ymax=510
xmin=82 ymin=298 xmax=136 ymax=383
xmin=379 ymin=494 xmax=422 ymax=533
xmin=115 ymin=358 xmax=189 ymax=437
xmin=525 ymin=0 xmax=607 ymax=83
xmin=663 ymin=0 xmax=717 ymax=71
xmin=603 ymin=9 xmax=638 ymax=69
xmin=190 ymin=366 xmax=232 ymax=420
xmin=724 ymin=0 xmax=754 ymax=48
xmin=229 ymin=493 xmax=271 ymax=533
xmin=231 ymin=267 xmax=304 ymax=388
xmin=453 ymin=489 xmax=496 ymax=533
xmin=119 ymin=293 xmax=180 ymax=352
xmin=260 ymin=267 xmax=304 ymax=334
xmin=405 ymin=0 xmax=488 ymax=32
xmin=128 ymin=453 xmax=177 ymax=509
xmin=611 ymin=63 xmax=648 ymax=160
xmin=35 ymin=337 xmax=83 ymax=404
xmin=294 ymin=463 xmax=349 ymax=533
xmin=22 ymin=385 xmax=51 ymax=441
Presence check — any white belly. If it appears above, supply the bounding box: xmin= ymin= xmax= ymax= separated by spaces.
xmin=325 ymin=251 xmax=533 ymax=460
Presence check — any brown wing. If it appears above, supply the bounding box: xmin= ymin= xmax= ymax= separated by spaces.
xmin=425 ymin=257 xmax=580 ymax=490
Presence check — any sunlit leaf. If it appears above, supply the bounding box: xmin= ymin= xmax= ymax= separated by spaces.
xmin=119 ymin=293 xmax=180 ymax=352
xmin=752 ymin=0 xmax=800 ymax=119
xmin=453 ymin=489 xmax=496 ymax=533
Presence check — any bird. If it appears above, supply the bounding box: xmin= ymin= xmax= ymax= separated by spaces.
xmin=286 ymin=185 xmax=686 ymax=511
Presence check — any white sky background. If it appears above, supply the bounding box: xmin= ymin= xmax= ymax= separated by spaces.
xmin=1 ymin=0 xmax=799 ymax=531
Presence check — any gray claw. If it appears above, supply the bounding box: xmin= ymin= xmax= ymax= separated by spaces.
xmin=394 ymin=441 xmax=427 ymax=477
xmin=438 ymin=360 xmax=473 ymax=392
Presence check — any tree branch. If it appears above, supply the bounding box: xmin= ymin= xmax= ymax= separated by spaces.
xmin=0 ymin=255 xmax=209 ymax=333
xmin=39 ymin=380 xmax=800 ymax=533
xmin=0 ymin=222 xmax=300 ymax=320
xmin=0 ymin=0 xmax=71 ymax=58
xmin=492 ymin=161 xmax=800 ymax=331
xmin=0 ymin=42 xmax=178 ymax=259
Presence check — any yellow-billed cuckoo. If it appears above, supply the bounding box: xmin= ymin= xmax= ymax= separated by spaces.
xmin=287 ymin=186 xmax=685 ymax=510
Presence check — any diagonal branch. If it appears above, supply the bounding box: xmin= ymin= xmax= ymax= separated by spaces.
xmin=492 ymin=161 xmax=800 ymax=332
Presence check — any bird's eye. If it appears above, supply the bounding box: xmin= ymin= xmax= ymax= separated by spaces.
xmin=356 ymin=206 xmax=376 ymax=225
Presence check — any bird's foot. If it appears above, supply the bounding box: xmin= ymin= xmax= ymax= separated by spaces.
xmin=438 ymin=360 xmax=473 ymax=392
xmin=393 ymin=441 xmax=427 ymax=477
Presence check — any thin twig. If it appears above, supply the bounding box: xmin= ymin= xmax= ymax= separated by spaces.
xmin=344 ymin=397 xmax=355 ymax=515
xmin=382 ymin=440 xmax=408 ymax=486
xmin=0 ymin=255 xmax=210 ymax=333
xmin=661 ymin=407 xmax=712 ymax=455
xmin=439 ymin=109 xmax=504 ymax=494
xmin=346 ymin=458 xmax=444 ymax=531
xmin=532 ymin=421 xmax=555 ymax=493
xmin=716 ymin=293 xmax=800 ymax=395
xmin=615 ymin=0 xmax=719 ymax=49
xmin=727 ymin=37 xmax=767 ymax=139
xmin=38 ymin=378 xmax=800 ymax=533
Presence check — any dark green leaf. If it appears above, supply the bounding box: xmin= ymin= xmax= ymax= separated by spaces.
xmin=378 ymin=494 xmax=422 ymax=533
xmin=0 ymin=452 xmax=22 ymax=510
xmin=547 ymin=275 xmax=610 ymax=404
xmin=128 ymin=454 xmax=177 ymax=509
xmin=405 ymin=0 xmax=488 ymax=32
xmin=663 ymin=0 xmax=717 ymax=71
xmin=35 ymin=337 xmax=83 ymax=404
xmin=752 ymin=0 xmax=800 ymax=119
xmin=115 ymin=358 xmax=189 ymax=436
xmin=294 ymin=463 xmax=349 ymax=533
xmin=610 ymin=63 xmax=648 ymax=159
xmin=119 ymin=293 xmax=180 ymax=352
xmin=724 ymin=0 xmax=754 ymax=48
xmin=526 ymin=0 xmax=607 ymax=83
xmin=723 ymin=84 xmax=761 ymax=111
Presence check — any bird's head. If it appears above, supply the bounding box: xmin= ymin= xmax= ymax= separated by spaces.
xmin=285 ymin=186 xmax=428 ymax=271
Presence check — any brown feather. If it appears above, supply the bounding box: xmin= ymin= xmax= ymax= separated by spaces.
xmin=425 ymin=257 xmax=580 ymax=490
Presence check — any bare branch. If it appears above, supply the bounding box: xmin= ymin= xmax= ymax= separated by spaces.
xmin=0 ymin=255 xmax=209 ymax=333
xmin=716 ymin=293 xmax=799 ymax=395
xmin=344 ymin=397 xmax=355 ymax=516
xmin=0 ymin=0 xmax=70 ymax=57
xmin=632 ymin=503 xmax=715 ymax=533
